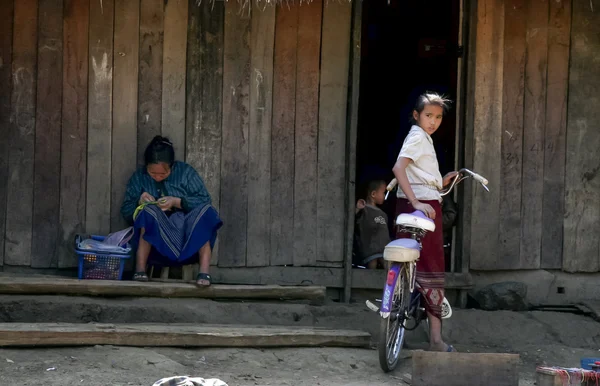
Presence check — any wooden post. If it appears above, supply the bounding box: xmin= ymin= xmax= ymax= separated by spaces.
xmin=455 ymin=0 xmax=477 ymax=307
xmin=0 ymin=0 xmax=14 ymax=267
xmin=343 ymin=0 xmax=362 ymax=303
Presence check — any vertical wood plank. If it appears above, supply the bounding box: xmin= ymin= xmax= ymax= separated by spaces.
xmin=293 ymin=0 xmax=322 ymax=267
xmin=520 ymin=0 xmax=548 ymax=269
xmin=563 ymin=0 xmax=600 ymax=273
xmin=344 ymin=0 xmax=362 ymax=302
xmin=247 ymin=5 xmax=275 ymax=267
xmin=32 ymin=0 xmax=63 ymax=268
xmin=270 ymin=6 xmax=298 ymax=266
xmin=138 ymin=0 xmax=164 ymax=163
xmin=541 ymin=0 xmax=571 ymax=269
xmin=458 ymin=0 xmax=478 ymax=274
xmin=219 ymin=1 xmax=250 ymax=267
xmin=59 ymin=0 xmax=89 ymax=267
xmin=5 ymin=0 xmax=38 ymax=266
xmin=0 ymin=0 xmax=14 ymax=266
xmin=317 ymin=1 xmax=352 ymax=263
xmin=469 ymin=0 xmax=504 ymax=270
xmin=162 ymin=0 xmax=187 ymax=161
xmin=185 ymin=0 xmax=224 ymax=266
xmin=86 ymin=0 xmax=114 ymax=236
xmin=498 ymin=0 xmax=525 ymax=270
xmin=111 ymin=0 xmax=139 ymax=232
xmin=455 ymin=2 xmax=477 ymax=278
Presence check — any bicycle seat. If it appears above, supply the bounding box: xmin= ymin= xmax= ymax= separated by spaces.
xmin=383 ymin=238 xmax=420 ymax=263
xmin=395 ymin=210 xmax=435 ymax=232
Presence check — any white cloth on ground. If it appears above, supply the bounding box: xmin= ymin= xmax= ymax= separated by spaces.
xmin=152 ymin=376 xmax=228 ymax=386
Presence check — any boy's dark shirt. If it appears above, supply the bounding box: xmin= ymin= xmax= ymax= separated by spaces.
xmin=354 ymin=204 xmax=391 ymax=263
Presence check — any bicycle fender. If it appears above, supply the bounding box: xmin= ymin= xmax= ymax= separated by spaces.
xmin=380 ymin=263 xmax=402 ymax=318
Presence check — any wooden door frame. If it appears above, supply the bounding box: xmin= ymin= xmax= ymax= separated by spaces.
xmin=342 ymin=0 xmax=476 ymax=303
xmin=455 ymin=0 xmax=477 ymax=280
xmin=343 ymin=0 xmax=363 ymax=303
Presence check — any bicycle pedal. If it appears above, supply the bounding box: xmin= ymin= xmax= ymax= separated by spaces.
xmin=365 ymin=300 xmax=380 ymax=312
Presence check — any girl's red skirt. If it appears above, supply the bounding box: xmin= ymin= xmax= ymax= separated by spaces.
xmin=395 ymin=198 xmax=445 ymax=320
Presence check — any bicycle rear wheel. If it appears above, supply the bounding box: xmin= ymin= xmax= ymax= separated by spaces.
xmin=378 ymin=264 xmax=411 ymax=372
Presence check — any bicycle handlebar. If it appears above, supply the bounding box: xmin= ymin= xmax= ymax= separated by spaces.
xmin=384 ymin=168 xmax=489 ymax=200
xmin=460 ymin=168 xmax=488 ymax=186
xmin=386 ymin=178 xmax=398 ymax=192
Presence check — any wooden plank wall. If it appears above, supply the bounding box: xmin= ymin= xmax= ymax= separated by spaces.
xmin=468 ymin=0 xmax=581 ymax=271
xmin=563 ymin=0 xmax=600 ymax=272
xmin=0 ymin=0 xmax=352 ymax=270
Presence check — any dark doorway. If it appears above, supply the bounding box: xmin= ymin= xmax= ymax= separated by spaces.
xmin=355 ymin=0 xmax=462 ymax=271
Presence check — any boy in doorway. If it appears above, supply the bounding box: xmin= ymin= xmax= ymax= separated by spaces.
xmin=353 ymin=180 xmax=391 ymax=269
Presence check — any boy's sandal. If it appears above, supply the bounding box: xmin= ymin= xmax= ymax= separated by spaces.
xmin=133 ymin=272 xmax=148 ymax=282
xmin=196 ymin=273 xmax=212 ymax=287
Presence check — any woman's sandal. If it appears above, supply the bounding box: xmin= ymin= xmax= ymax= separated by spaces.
xmin=196 ymin=273 xmax=212 ymax=287
xmin=133 ymin=271 xmax=149 ymax=282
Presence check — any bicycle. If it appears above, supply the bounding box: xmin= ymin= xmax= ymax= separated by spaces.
xmin=365 ymin=168 xmax=489 ymax=372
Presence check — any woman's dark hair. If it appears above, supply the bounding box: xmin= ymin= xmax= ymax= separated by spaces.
xmin=144 ymin=135 xmax=175 ymax=166
xmin=410 ymin=92 xmax=452 ymax=124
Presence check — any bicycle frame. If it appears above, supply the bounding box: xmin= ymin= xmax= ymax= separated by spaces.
xmin=373 ymin=168 xmax=489 ymax=373
xmin=380 ymin=262 xmax=402 ymax=317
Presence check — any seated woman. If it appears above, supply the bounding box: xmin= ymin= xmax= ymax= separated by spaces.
xmin=120 ymin=136 xmax=223 ymax=286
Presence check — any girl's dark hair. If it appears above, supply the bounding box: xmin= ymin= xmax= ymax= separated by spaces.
xmin=144 ymin=135 xmax=175 ymax=166
xmin=410 ymin=92 xmax=452 ymax=124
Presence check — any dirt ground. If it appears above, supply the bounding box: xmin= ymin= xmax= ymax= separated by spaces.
xmin=0 ymin=296 xmax=598 ymax=385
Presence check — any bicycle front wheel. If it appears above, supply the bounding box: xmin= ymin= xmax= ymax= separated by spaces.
xmin=378 ymin=264 xmax=411 ymax=372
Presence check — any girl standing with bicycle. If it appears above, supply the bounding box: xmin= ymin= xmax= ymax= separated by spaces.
xmin=392 ymin=92 xmax=458 ymax=352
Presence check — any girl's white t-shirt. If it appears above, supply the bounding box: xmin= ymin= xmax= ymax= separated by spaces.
xmin=396 ymin=125 xmax=443 ymax=202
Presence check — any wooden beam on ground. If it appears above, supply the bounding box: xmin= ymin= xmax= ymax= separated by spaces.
xmin=412 ymin=351 xmax=519 ymax=386
xmin=0 ymin=323 xmax=370 ymax=348
xmin=0 ymin=276 xmax=325 ymax=301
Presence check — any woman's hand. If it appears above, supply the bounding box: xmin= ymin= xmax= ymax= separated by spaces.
xmin=139 ymin=192 xmax=155 ymax=204
xmin=157 ymin=196 xmax=181 ymax=212
xmin=443 ymin=171 xmax=459 ymax=187
xmin=413 ymin=201 xmax=436 ymax=219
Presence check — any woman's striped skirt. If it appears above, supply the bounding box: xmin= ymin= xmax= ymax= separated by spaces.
xmin=132 ymin=204 xmax=223 ymax=268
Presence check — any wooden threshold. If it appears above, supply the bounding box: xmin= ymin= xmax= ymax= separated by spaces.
xmin=207 ymin=266 xmax=474 ymax=290
xmin=0 ymin=323 xmax=371 ymax=348
xmin=0 ymin=276 xmax=325 ymax=300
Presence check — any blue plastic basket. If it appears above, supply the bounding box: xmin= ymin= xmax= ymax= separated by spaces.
xmin=75 ymin=234 xmax=132 ymax=280
xmin=581 ymin=357 xmax=600 ymax=370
